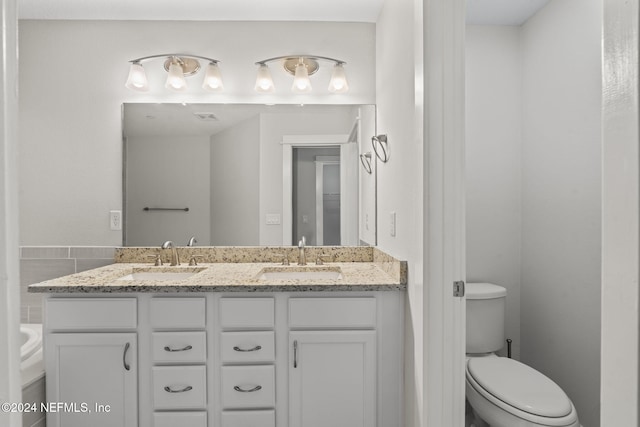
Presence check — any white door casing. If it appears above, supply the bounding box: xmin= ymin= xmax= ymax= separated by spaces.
xmin=423 ymin=0 xmax=467 ymax=425
xmin=281 ymin=134 xmax=357 ymax=246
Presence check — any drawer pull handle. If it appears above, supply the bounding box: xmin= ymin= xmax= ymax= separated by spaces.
xmin=233 ymin=345 xmax=262 ymax=352
xmin=234 ymin=385 xmax=262 ymax=393
xmin=164 ymin=385 xmax=193 ymax=393
xmin=293 ymin=340 xmax=298 ymax=368
xmin=164 ymin=345 xmax=193 ymax=352
xmin=123 ymin=342 xmax=131 ymax=371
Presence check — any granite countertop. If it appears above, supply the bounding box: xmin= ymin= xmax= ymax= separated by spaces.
xmin=28 ymin=247 xmax=407 ymax=293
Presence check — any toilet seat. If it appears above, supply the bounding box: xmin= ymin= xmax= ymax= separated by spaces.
xmin=466 ymin=357 xmax=579 ymax=426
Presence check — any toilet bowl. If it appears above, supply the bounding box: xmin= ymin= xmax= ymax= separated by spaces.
xmin=465 ymin=354 xmax=579 ymax=427
xmin=465 ymin=283 xmax=580 ymax=427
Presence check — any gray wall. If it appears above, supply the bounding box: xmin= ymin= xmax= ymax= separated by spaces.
xmin=466 ymin=25 xmax=522 ymax=359
xmin=210 ymin=116 xmax=260 ymax=245
xmin=520 ymin=0 xmax=602 ymax=425
xmin=125 ymin=135 xmax=211 ymax=246
xmin=20 ymin=247 xmax=117 ymax=323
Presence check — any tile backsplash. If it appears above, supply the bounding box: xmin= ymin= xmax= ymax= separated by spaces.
xmin=20 ymin=246 xmax=116 ymax=323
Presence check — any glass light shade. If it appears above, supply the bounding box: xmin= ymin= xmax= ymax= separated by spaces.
xmin=202 ymin=62 xmax=224 ymax=92
xmin=328 ymin=63 xmax=349 ymax=93
xmin=125 ymin=62 xmax=149 ymax=91
xmin=291 ymin=63 xmax=312 ymax=93
xmin=254 ymin=64 xmax=275 ymax=93
xmin=165 ymin=61 xmax=187 ymax=91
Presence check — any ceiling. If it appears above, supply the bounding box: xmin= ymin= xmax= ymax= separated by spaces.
xmin=17 ymin=0 xmax=385 ymax=22
xmin=466 ymin=0 xmax=551 ymax=25
xmin=123 ymin=104 xmax=357 ymax=137
xmin=18 ymin=0 xmax=550 ymax=25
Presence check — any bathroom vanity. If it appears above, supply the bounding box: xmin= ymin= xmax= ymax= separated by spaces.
xmin=29 ymin=247 xmax=406 ymax=427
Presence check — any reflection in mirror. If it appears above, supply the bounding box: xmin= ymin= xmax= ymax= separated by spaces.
xmin=122 ymin=103 xmax=376 ymax=247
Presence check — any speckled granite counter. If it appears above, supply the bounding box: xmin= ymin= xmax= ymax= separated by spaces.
xmin=28 ymin=246 xmax=407 ymax=293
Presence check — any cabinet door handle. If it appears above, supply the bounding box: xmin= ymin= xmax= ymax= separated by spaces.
xmin=233 ymin=345 xmax=262 ymax=352
xmin=164 ymin=345 xmax=193 ymax=352
xmin=164 ymin=385 xmax=193 ymax=393
xmin=123 ymin=342 xmax=131 ymax=371
xmin=293 ymin=340 xmax=298 ymax=368
xmin=234 ymin=385 xmax=262 ymax=393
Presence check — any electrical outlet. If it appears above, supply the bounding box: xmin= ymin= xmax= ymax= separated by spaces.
xmin=110 ymin=210 xmax=122 ymax=230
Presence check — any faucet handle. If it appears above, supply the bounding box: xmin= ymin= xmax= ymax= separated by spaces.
xmin=275 ymin=254 xmax=290 ymax=266
xmin=147 ymin=254 xmax=163 ymax=266
xmin=316 ymin=255 xmax=332 ymax=265
xmin=188 ymin=255 xmax=204 ymax=266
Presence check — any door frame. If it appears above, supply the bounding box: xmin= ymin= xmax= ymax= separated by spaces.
xmin=423 ymin=0 xmax=466 ymax=425
xmin=281 ymin=134 xmax=356 ymax=246
xmin=314 ymin=156 xmax=340 ymax=246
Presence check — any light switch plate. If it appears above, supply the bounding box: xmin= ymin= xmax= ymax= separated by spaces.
xmin=266 ymin=213 xmax=281 ymax=225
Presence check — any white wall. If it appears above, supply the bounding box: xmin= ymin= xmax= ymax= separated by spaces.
xmin=125 ymin=135 xmax=211 ymax=246
xmin=601 ymin=0 xmax=639 ymax=424
xmin=376 ymin=0 xmax=423 ymax=425
xmin=18 ymin=20 xmax=375 ymax=246
xmin=210 ymin=116 xmax=260 ymax=245
xmin=520 ymin=1 xmax=602 ymax=426
xmin=465 ymin=25 xmax=522 ymax=359
xmin=358 ymin=105 xmax=377 ymax=245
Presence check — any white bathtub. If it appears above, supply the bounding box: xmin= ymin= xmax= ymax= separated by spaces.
xmin=20 ymin=323 xmax=44 ymax=388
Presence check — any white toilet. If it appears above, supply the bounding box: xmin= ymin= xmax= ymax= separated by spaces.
xmin=465 ymin=282 xmax=580 ymax=427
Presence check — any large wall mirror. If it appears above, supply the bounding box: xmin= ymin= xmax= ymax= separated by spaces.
xmin=122 ymin=103 xmax=377 ymax=247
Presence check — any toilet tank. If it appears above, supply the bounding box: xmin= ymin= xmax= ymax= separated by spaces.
xmin=466 ymin=282 xmax=507 ymax=354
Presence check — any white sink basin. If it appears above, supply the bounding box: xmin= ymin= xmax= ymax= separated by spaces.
xmin=257 ymin=268 xmax=342 ymax=281
xmin=117 ymin=269 xmax=203 ymax=281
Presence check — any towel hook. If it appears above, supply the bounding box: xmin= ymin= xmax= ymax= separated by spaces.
xmin=359 ymin=152 xmax=372 ymax=174
xmin=372 ymin=134 xmax=389 ymax=163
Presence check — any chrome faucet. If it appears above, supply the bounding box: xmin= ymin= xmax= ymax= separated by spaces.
xmin=161 ymin=240 xmax=180 ymax=266
xmin=187 ymin=236 xmax=197 ymax=247
xmin=298 ymin=236 xmax=307 ymax=265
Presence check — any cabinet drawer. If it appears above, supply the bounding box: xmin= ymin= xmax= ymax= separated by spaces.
xmin=152 ymin=332 xmax=206 ymax=363
xmin=221 ymin=410 xmax=275 ymax=427
xmin=150 ymin=297 xmax=206 ymax=329
xmin=289 ymin=297 xmax=377 ymax=328
xmin=46 ymin=298 xmax=137 ymax=330
xmin=221 ymin=331 xmax=275 ymax=364
xmin=153 ymin=411 xmax=207 ymax=427
xmin=152 ymin=366 xmax=207 ymax=410
xmin=220 ymin=298 xmax=274 ymax=329
xmin=221 ymin=366 xmax=275 ymax=409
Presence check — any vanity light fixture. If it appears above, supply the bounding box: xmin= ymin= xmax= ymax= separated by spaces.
xmin=254 ymin=55 xmax=349 ymax=94
xmin=125 ymin=54 xmax=224 ymax=93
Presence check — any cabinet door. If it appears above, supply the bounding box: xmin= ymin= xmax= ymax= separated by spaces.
xmin=289 ymin=331 xmax=376 ymax=427
xmin=45 ymin=333 xmax=137 ymax=427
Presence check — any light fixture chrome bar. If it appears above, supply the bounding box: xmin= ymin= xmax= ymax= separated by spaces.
xmin=255 ymin=54 xmax=345 ymax=66
xmin=128 ymin=53 xmax=221 ymax=64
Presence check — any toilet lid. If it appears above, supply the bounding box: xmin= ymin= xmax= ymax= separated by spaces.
xmin=467 ymin=357 xmax=572 ymax=418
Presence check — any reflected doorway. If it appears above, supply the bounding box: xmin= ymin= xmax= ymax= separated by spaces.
xmin=292 ymin=147 xmax=341 ymax=246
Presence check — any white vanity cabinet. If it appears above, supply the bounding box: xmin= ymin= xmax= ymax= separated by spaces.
xmin=44 ymin=298 xmax=138 ymax=427
xmin=288 ymin=298 xmax=377 ymax=427
xmin=43 ymin=292 xmax=404 ymax=427
xmin=149 ymin=297 xmax=208 ymax=426
xmin=219 ymin=297 xmax=276 ymax=427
